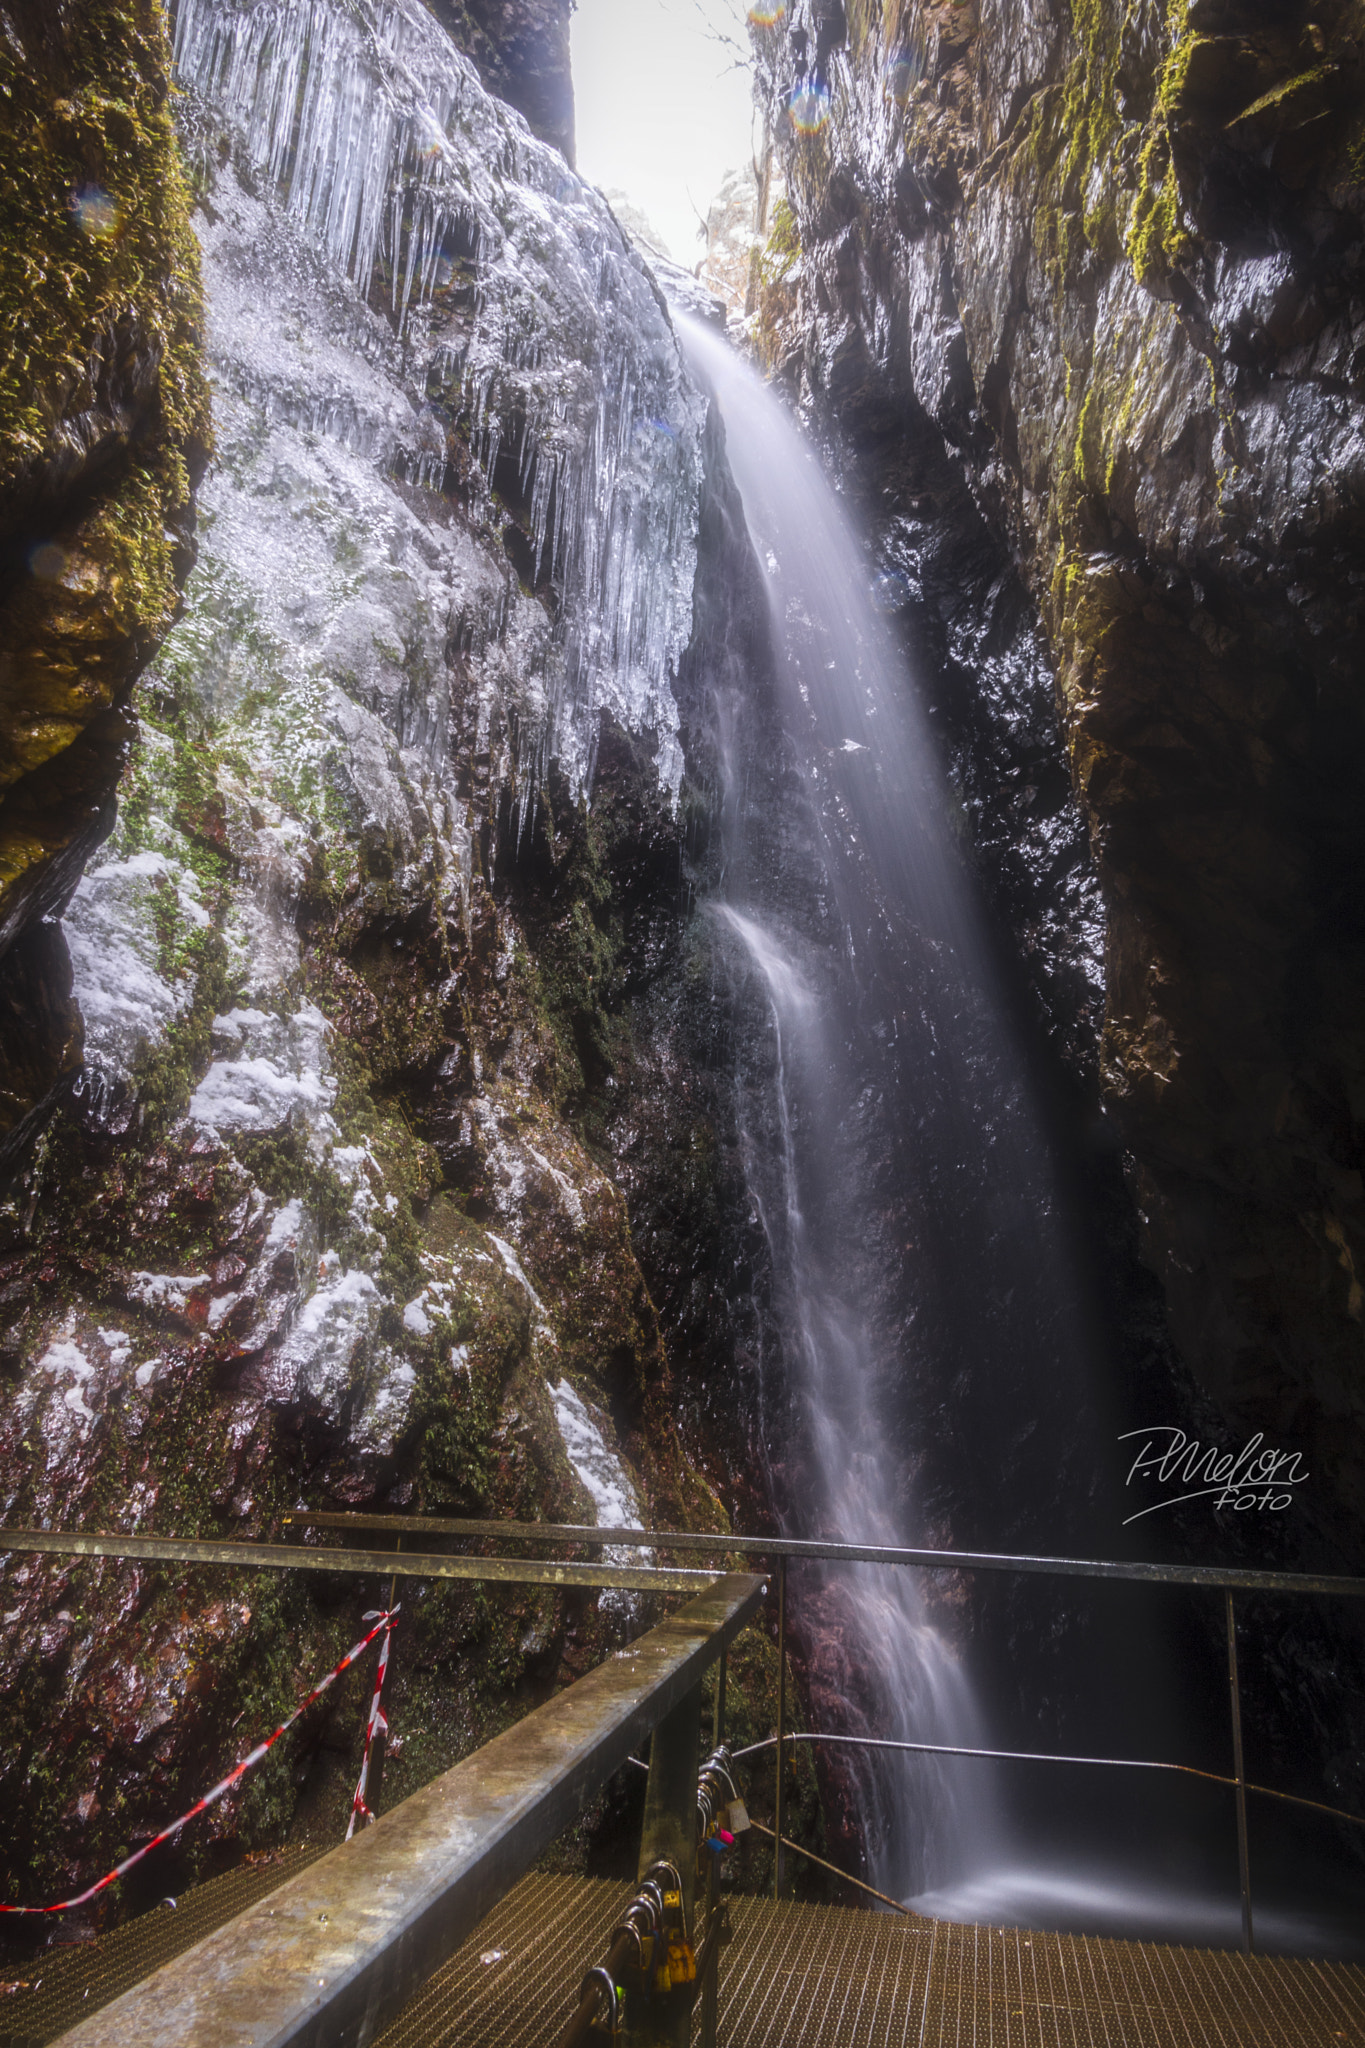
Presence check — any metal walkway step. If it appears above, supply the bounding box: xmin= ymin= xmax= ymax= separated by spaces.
xmin=0 ymin=1847 xmax=325 ymax=2047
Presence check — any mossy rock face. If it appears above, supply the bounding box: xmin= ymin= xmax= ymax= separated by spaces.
xmin=761 ymin=0 xmax=1365 ymax=1540
xmin=0 ymin=0 xmax=840 ymax=1926
xmin=0 ymin=79 xmax=771 ymax=1919
xmin=0 ymin=0 xmax=211 ymax=1162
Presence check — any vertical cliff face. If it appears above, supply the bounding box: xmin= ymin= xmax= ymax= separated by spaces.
xmin=423 ymin=0 xmax=576 ymax=163
xmin=0 ymin=0 xmax=768 ymax=1919
xmin=759 ymin=0 xmax=1365 ymax=1540
xmin=0 ymin=0 xmax=212 ymax=1169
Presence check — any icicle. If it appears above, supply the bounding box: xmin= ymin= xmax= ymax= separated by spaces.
xmin=174 ymin=0 xmax=704 ymax=808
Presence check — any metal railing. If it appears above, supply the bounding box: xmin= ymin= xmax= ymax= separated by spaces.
xmin=3 ymin=1506 xmax=1362 ymax=2034
xmin=282 ymin=1510 xmax=1365 ymax=1958
xmin=3 ymin=1533 xmax=764 ymax=2048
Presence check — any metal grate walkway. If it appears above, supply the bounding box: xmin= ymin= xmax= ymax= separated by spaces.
xmin=0 ymin=1847 xmax=325 ymax=2047
xmin=375 ymin=1874 xmax=1365 ymax=2048
xmin=7 ymin=1866 xmax=1363 ymax=2046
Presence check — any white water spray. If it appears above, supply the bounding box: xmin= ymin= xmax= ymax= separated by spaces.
xmin=678 ymin=310 xmax=1105 ymax=1901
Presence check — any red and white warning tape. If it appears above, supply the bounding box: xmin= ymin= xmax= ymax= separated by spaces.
xmin=0 ymin=1605 xmax=400 ymax=1915
xmin=345 ymin=1606 xmax=395 ymax=1839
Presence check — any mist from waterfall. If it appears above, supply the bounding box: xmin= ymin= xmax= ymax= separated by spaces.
xmin=710 ymin=900 xmax=998 ymax=1897
xmin=677 ymin=310 xmax=1112 ymax=1904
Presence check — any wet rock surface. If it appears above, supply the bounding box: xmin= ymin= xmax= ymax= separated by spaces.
xmin=0 ymin=0 xmax=211 ymax=1168
xmin=0 ymin=0 xmax=765 ymax=1923
xmin=424 ymin=0 xmax=576 ymax=164
xmin=757 ymin=0 xmax=1365 ymax=1554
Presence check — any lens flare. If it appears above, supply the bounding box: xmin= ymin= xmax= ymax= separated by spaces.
xmin=886 ymin=45 xmax=924 ymax=105
xmin=747 ymin=0 xmax=785 ymax=25
xmin=788 ymin=80 xmax=830 ymax=133
xmin=69 ymin=186 xmax=121 ymax=240
xmin=28 ymin=542 xmax=68 ymax=582
xmin=870 ymin=569 xmax=911 ymax=613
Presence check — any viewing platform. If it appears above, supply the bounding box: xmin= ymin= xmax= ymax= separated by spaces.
xmin=3 ymin=1858 xmax=1361 ymax=2047
xmin=1 ymin=1522 xmax=1360 ymax=2048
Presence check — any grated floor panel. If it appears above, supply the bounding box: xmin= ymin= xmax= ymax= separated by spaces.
xmin=0 ymin=1845 xmax=326 ymax=2047
xmin=376 ymin=1876 xmax=1365 ymax=2048
xmin=7 ymin=1865 xmax=1362 ymax=2046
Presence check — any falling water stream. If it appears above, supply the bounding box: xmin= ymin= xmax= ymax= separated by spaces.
xmin=677 ymin=310 xmax=1110 ymax=1905
xmin=672 ymin=315 xmax=1364 ymax=1953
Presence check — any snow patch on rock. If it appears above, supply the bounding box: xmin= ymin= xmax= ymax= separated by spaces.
xmin=63 ymin=853 xmax=193 ymax=1086
xmin=548 ymin=1373 xmax=653 ymax=1628
xmin=189 ymin=1004 xmax=338 ymax=1146
xmin=488 ymin=1233 xmax=550 ymax=1324
xmin=268 ymin=1250 xmax=382 ymax=1424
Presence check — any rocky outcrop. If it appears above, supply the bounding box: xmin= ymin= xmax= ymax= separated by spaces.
xmin=0 ymin=0 xmax=211 ymax=1170
xmin=424 ymin=0 xmax=575 ymax=162
xmin=0 ymin=0 xmax=735 ymax=1918
xmin=759 ymin=0 xmax=1365 ymax=1543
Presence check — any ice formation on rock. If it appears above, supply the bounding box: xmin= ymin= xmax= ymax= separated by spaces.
xmin=0 ymin=0 xmax=711 ymax=1904
xmin=549 ymin=1376 xmax=652 ymax=1612
xmin=172 ymin=0 xmax=704 ymax=800
xmin=548 ymin=1377 xmax=644 ymax=1536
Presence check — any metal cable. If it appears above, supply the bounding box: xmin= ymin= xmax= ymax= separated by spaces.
xmin=732 ymin=1731 xmax=1365 ymax=1829
xmin=742 ymin=1819 xmax=921 ymax=1918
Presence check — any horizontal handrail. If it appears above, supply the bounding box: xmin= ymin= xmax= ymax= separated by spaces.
xmin=0 ymin=1527 xmax=718 ymax=1594
xmin=279 ymin=1510 xmax=1365 ymax=1599
xmin=53 ymin=1574 xmax=766 ymax=2048
xmin=731 ymin=1731 xmax=1365 ymax=1831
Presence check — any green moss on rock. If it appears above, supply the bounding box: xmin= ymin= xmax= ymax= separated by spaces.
xmin=0 ymin=0 xmax=211 ymax=952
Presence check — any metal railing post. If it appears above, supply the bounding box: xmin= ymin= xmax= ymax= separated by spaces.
xmin=628 ymin=1684 xmax=703 ymax=2047
xmin=1225 ymin=1591 xmax=1254 ymax=1956
xmin=698 ymin=1648 xmax=727 ymax=2048
xmin=773 ymin=1557 xmax=787 ymax=1902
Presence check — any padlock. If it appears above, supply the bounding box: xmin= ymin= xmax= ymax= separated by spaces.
xmin=666 ymin=1935 xmax=697 ymax=1986
xmin=727 ymin=1799 xmax=750 ymax=1833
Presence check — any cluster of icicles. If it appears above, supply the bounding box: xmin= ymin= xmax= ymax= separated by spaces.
xmin=172 ymin=0 xmax=703 ymax=800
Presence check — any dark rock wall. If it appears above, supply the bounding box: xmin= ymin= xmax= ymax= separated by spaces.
xmin=424 ymin=0 xmax=576 ymax=161
xmin=759 ymin=0 xmax=1365 ymax=1545
xmin=0 ymin=0 xmax=211 ymax=1167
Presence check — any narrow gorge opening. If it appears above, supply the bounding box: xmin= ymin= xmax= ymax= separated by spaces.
xmin=1 ymin=0 xmax=1362 ymax=1990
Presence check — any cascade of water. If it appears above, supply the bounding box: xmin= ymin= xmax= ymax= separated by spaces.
xmin=172 ymin=0 xmax=704 ymax=803
xmin=677 ymin=311 xmax=1112 ymax=1902
xmin=713 ymin=902 xmax=997 ymax=1894
xmin=675 ymin=322 xmax=1365 ymax=1956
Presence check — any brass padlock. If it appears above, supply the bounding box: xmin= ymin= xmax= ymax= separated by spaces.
xmin=666 ymin=1935 xmax=697 ymax=1986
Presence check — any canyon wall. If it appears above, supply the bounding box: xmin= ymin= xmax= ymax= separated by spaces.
xmin=0 ymin=0 xmax=211 ymax=1174
xmin=759 ymin=0 xmax=1365 ymax=1544
xmin=0 ymin=0 xmax=815 ymax=1919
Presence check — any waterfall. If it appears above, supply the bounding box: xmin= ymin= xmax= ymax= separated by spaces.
xmin=678 ymin=311 xmax=1114 ymax=1903
xmin=711 ymin=900 xmax=998 ymax=1896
